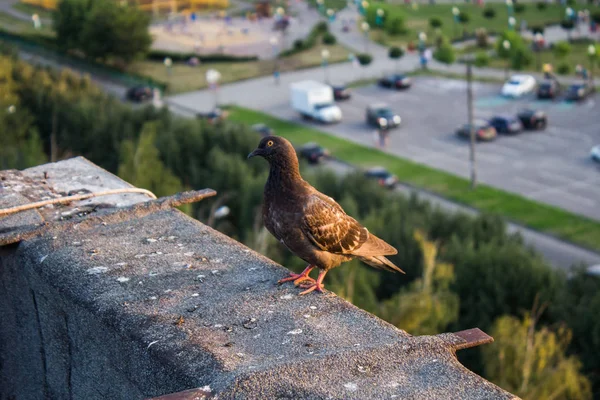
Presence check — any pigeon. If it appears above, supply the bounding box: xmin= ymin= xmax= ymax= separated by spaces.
xmin=248 ymin=136 xmax=404 ymax=295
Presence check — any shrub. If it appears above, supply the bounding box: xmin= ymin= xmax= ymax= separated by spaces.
xmin=433 ymin=42 xmax=455 ymax=65
xmin=387 ymin=17 xmax=406 ymax=35
xmin=592 ymin=11 xmax=600 ymax=25
xmin=356 ymin=53 xmax=373 ymax=66
xmin=474 ymin=51 xmax=490 ymax=67
xmin=514 ymin=3 xmax=526 ymax=13
xmin=560 ymin=19 xmax=575 ymax=31
xmin=293 ymin=39 xmax=304 ymax=50
xmin=557 ymin=62 xmax=571 ymax=75
xmin=511 ymin=47 xmax=533 ymax=70
xmin=531 ymin=25 xmax=544 ymax=35
xmin=314 ymin=21 xmax=329 ymax=33
xmin=458 ymin=11 xmax=470 ymax=24
xmin=475 ymin=28 xmax=488 ymax=48
xmin=536 ymin=1 xmax=547 ymax=10
xmin=429 ymin=17 xmax=443 ymax=29
xmin=388 ymin=46 xmax=405 ymax=59
xmin=553 ymin=41 xmax=571 ymax=59
xmin=322 ymin=32 xmax=336 ymax=45
xmin=147 ymin=50 xmax=257 ymax=63
xmin=483 ymin=8 xmax=496 ymax=19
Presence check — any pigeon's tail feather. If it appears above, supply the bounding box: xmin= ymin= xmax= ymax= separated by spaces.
xmin=358 ymin=255 xmax=405 ymax=274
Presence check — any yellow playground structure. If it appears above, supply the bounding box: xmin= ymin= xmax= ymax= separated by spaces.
xmin=19 ymin=0 xmax=229 ymax=13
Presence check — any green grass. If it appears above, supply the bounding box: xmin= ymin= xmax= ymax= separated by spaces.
xmin=0 ymin=11 xmax=53 ymax=37
xmin=483 ymin=42 xmax=597 ymax=75
xmin=12 ymin=2 xmax=54 ymax=20
xmin=228 ymin=106 xmax=600 ymax=252
xmin=132 ymin=43 xmax=351 ymax=94
xmin=366 ymin=2 xmax=600 ymax=47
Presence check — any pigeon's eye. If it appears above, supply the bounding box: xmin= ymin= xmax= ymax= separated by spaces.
xmin=266 ymin=140 xmax=274 ymax=147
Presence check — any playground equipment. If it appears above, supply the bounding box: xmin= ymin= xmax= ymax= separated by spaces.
xmin=19 ymin=0 xmax=229 ymax=12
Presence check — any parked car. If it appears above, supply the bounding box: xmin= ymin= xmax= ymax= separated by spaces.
xmin=378 ymin=74 xmax=412 ymax=90
xmin=251 ymin=123 xmax=274 ymax=137
xmin=126 ymin=85 xmax=153 ymax=102
xmin=591 ymin=145 xmax=600 ymax=163
xmin=516 ymin=109 xmax=547 ymax=130
xmin=501 ymin=74 xmax=536 ymax=97
xmin=196 ymin=108 xmax=227 ymax=124
xmin=455 ymin=120 xmax=497 ymax=141
xmin=298 ymin=142 xmax=330 ymax=164
xmin=366 ymin=103 xmax=401 ymax=129
xmin=565 ymin=81 xmax=595 ymax=101
xmin=488 ymin=115 xmax=523 ymax=134
xmin=364 ymin=167 xmax=399 ymax=188
xmin=536 ymin=79 xmax=561 ymax=99
xmin=330 ymin=85 xmax=351 ymax=101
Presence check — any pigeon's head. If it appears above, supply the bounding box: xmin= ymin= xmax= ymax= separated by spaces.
xmin=247 ymin=136 xmax=296 ymax=163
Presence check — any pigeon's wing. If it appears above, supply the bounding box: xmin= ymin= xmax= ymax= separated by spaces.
xmin=301 ymin=193 xmax=369 ymax=255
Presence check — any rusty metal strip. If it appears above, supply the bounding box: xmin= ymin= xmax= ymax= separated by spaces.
xmin=0 ymin=189 xmax=217 ymax=246
xmin=146 ymin=387 xmax=213 ymax=400
xmin=451 ymin=328 xmax=494 ymax=351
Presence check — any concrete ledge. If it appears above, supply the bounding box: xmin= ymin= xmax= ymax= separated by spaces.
xmin=0 ymin=158 xmax=517 ymax=400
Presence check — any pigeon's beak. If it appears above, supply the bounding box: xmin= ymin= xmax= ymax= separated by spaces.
xmin=247 ymin=148 xmax=261 ymax=159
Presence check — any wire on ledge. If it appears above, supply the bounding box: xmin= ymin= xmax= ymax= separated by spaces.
xmin=0 ymin=188 xmax=157 ymax=217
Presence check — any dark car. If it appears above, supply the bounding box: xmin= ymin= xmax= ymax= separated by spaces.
xmin=251 ymin=123 xmax=274 ymax=137
xmin=488 ymin=115 xmax=523 ymax=134
xmin=366 ymin=103 xmax=401 ymax=129
xmin=536 ymin=80 xmax=561 ymax=99
xmin=565 ymin=81 xmax=594 ymax=101
xmin=331 ymin=85 xmax=351 ymax=101
xmin=517 ymin=109 xmax=547 ymax=130
xmin=126 ymin=85 xmax=153 ymax=102
xmin=378 ymin=74 xmax=412 ymax=90
xmin=455 ymin=120 xmax=497 ymax=141
xmin=364 ymin=167 xmax=399 ymax=189
xmin=298 ymin=142 xmax=330 ymax=164
xmin=196 ymin=108 xmax=227 ymax=124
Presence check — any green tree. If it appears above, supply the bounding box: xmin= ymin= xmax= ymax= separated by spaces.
xmin=429 ymin=17 xmax=442 ymax=30
xmin=433 ymin=37 xmax=455 ymax=65
xmin=54 ymin=0 xmax=151 ymax=65
xmin=483 ymin=306 xmax=591 ymax=400
xmin=117 ymin=122 xmax=184 ymax=198
xmin=474 ymin=51 xmax=490 ymax=67
xmin=388 ymin=46 xmax=404 ymax=73
xmin=378 ymin=231 xmax=459 ymax=335
xmin=53 ymin=0 xmax=92 ymax=50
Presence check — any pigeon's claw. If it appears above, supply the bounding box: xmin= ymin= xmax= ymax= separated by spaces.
xmin=277 ymin=265 xmax=315 ymax=285
xmin=298 ymin=282 xmax=325 ymax=295
xmin=298 ymin=270 xmax=328 ymax=295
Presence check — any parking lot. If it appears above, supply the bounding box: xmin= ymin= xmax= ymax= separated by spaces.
xmin=266 ymin=76 xmax=600 ymax=221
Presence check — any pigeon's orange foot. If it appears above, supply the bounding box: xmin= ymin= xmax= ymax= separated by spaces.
xmin=298 ymin=270 xmax=328 ymax=295
xmin=278 ymin=265 xmax=315 ymax=286
xmin=298 ymin=282 xmax=325 ymax=295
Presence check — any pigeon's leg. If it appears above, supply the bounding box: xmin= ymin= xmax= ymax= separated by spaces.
xmin=299 ymin=270 xmax=327 ymax=295
xmin=278 ymin=265 xmax=316 ymax=286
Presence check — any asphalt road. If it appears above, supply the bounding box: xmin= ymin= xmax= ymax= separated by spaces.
xmin=261 ymin=76 xmax=600 ymax=221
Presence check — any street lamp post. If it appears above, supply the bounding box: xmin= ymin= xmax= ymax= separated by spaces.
xmin=418 ymin=32 xmax=427 ymax=69
xmin=316 ymin=0 xmax=325 ymax=14
xmin=361 ymin=21 xmax=370 ymax=53
xmin=508 ymin=16 xmax=516 ymax=30
xmin=206 ymin=69 xmax=221 ymax=109
xmin=466 ymin=60 xmax=476 ymax=189
xmin=452 ymin=7 xmax=460 ymax=40
xmin=588 ymin=44 xmax=597 ymax=85
xmin=503 ymin=40 xmax=511 ymax=80
xmin=376 ymin=8 xmax=384 ymax=27
xmin=327 ymin=8 xmax=335 ymax=23
xmin=164 ymin=57 xmax=173 ymax=76
xmin=321 ymin=49 xmax=330 ymax=83
xmin=270 ymin=36 xmax=280 ymax=85
xmin=534 ymin=33 xmax=544 ymax=71
xmin=360 ymin=0 xmax=369 ymax=16
xmin=505 ymin=0 xmax=513 ymax=16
